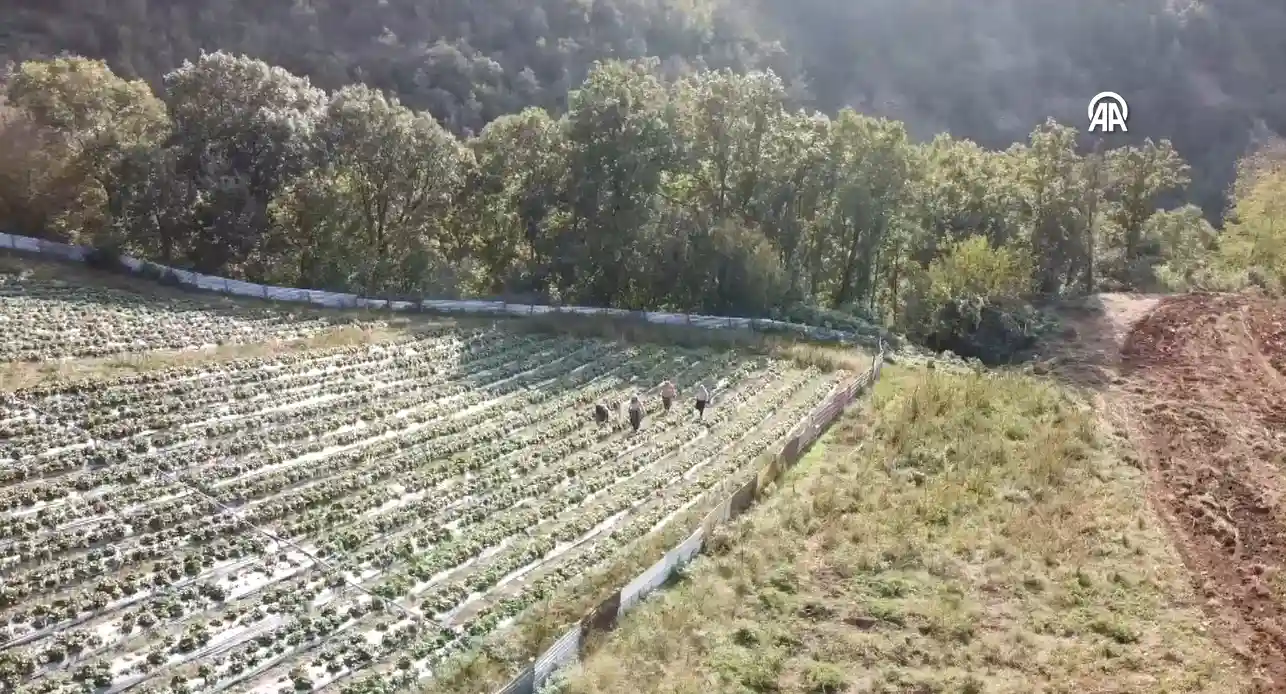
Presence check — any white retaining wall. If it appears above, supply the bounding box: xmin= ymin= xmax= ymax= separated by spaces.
xmin=0 ymin=232 xmax=864 ymax=343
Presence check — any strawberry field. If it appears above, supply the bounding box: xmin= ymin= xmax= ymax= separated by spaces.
xmin=0 ymin=272 xmax=356 ymax=362
xmin=0 ymin=320 xmax=846 ymax=693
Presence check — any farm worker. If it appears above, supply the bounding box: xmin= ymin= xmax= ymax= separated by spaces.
xmin=593 ymin=400 xmax=611 ymax=425
xmin=659 ymin=380 xmax=677 ymax=411
xmin=628 ymin=395 xmax=644 ymax=432
xmin=694 ymin=384 xmax=710 ymax=420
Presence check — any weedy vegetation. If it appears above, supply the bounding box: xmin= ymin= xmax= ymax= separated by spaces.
xmin=558 ymin=367 xmax=1245 ymax=694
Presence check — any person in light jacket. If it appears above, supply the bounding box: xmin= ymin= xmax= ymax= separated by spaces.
xmin=694 ymin=384 xmax=710 ymax=420
xmin=627 ymin=394 xmax=644 ymax=432
xmin=659 ymin=380 xmax=677 ymax=412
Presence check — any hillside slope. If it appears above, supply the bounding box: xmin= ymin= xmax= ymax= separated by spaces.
xmin=560 ymin=290 xmax=1286 ymax=692
xmin=6 ymin=0 xmax=1286 ymax=216
xmin=0 ymin=254 xmax=873 ymax=693
xmin=1037 ymin=290 xmax=1286 ymax=690
xmin=0 ymin=0 xmax=777 ymax=137
xmin=557 ymin=366 xmax=1245 ymax=693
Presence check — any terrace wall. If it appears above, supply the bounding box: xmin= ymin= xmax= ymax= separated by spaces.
xmin=492 ymin=348 xmax=887 ymax=694
xmin=0 ymin=232 xmax=876 ymax=347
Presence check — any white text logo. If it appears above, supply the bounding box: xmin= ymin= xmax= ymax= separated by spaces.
xmin=1088 ymin=92 xmax=1129 ymax=133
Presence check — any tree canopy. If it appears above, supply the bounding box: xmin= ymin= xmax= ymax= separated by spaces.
xmin=10 ymin=53 xmax=1276 ymax=367
xmin=5 ymin=0 xmax=1286 ymax=220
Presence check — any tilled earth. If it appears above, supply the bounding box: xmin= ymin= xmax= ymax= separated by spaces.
xmin=1104 ymin=292 xmax=1286 ymax=691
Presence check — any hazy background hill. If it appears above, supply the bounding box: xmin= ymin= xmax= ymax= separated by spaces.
xmin=3 ymin=0 xmax=1285 ymax=219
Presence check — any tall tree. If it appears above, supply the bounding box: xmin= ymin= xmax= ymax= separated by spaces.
xmin=162 ymin=51 xmax=326 ymax=273
xmin=4 ymin=57 xmax=168 ymax=243
xmin=1217 ymin=151 xmax=1286 ymax=291
xmin=561 ymin=59 xmax=675 ymax=305
xmin=464 ymin=107 xmax=568 ymax=295
xmin=313 ymin=84 xmax=466 ymax=293
xmin=1105 ymin=139 xmax=1190 ymax=263
xmin=1013 ymin=120 xmax=1084 ymax=294
xmin=668 ymin=69 xmax=787 ymax=222
xmin=825 ymin=110 xmax=915 ymax=311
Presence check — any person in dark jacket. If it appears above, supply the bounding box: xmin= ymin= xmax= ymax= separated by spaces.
xmin=628 ymin=395 xmax=644 ymax=432
xmin=693 ymin=384 xmax=710 ymax=420
xmin=593 ymin=401 xmax=611 ymax=425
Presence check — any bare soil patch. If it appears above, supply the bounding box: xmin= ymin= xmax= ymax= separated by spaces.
xmin=1036 ymin=292 xmax=1162 ymax=386
xmin=1114 ymin=293 xmax=1286 ymax=691
xmin=1038 ymin=289 xmax=1286 ymax=691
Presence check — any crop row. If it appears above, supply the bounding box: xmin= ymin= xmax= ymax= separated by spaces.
xmin=0 ymin=332 xmax=579 ymax=527
xmin=0 ymin=273 xmax=392 ymax=362
xmin=0 ymin=332 xmax=846 ymax=694
xmin=0 ymin=338 xmax=637 ymax=603
xmin=0 ymin=347 xmax=727 ymax=642
xmin=271 ymin=370 xmax=841 ymax=693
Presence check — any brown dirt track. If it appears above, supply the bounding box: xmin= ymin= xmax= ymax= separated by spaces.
xmin=1062 ymin=292 xmax=1286 ymax=691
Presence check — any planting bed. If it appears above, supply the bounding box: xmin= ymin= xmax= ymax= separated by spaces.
xmin=0 ymin=324 xmax=845 ymax=693
xmin=0 ymin=272 xmax=358 ymax=361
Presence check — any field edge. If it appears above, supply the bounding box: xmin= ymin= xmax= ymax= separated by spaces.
xmin=548 ymin=365 xmax=1246 ymax=694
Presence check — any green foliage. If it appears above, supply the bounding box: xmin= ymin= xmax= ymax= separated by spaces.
xmin=701 ymin=220 xmax=789 ymax=317
xmin=160 ymin=51 xmax=328 ymax=273
xmin=3 ymin=57 xmax=168 ymax=244
xmin=4 ymin=0 xmax=1281 ymax=224
xmin=901 ymin=236 xmax=1040 ymax=365
xmin=1215 ymin=153 xmax=1286 ymax=293
xmin=8 ymin=57 xmax=168 ymax=148
xmin=927 ymin=236 xmax=1033 ymax=305
xmin=917 ymin=135 xmax=1023 ymax=248
xmin=777 ymin=304 xmax=880 ymax=337
xmin=1095 ymin=139 xmax=1192 ymax=288
xmin=463 ymin=107 xmax=567 ymax=294
xmin=753 ymin=0 xmax=1272 ymax=219
xmin=0 ymin=0 xmax=764 ymax=138
xmin=0 ymin=52 xmax=1236 ymax=356
xmin=1141 ymin=205 xmax=1218 ymax=291
xmin=270 ymin=83 xmax=468 ymax=294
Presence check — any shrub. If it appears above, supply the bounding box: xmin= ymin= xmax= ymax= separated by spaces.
xmin=83 ymin=245 xmax=125 ymax=273
xmin=902 ymin=236 xmax=1045 ymax=364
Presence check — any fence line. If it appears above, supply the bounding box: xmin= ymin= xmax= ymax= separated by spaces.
xmin=0 ymin=232 xmax=872 ymax=345
xmin=492 ymin=344 xmax=886 ymax=694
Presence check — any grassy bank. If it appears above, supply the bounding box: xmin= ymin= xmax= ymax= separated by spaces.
xmin=556 ymin=366 xmax=1244 ymax=694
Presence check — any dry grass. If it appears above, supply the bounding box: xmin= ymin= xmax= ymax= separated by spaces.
xmin=508 ymin=312 xmax=873 ymax=373
xmin=556 ymin=366 xmax=1246 ymax=694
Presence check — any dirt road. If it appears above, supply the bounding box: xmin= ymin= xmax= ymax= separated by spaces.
xmin=1050 ymin=291 xmax=1286 ymax=691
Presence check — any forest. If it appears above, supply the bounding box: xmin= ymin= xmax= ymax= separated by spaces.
xmin=6 ymin=0 xmax=1286 ymax=218
xmin=7 ymin=52 xmax=1286 ymax=365
xmin=6 ymin=1 xmax=1286 ymax=360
